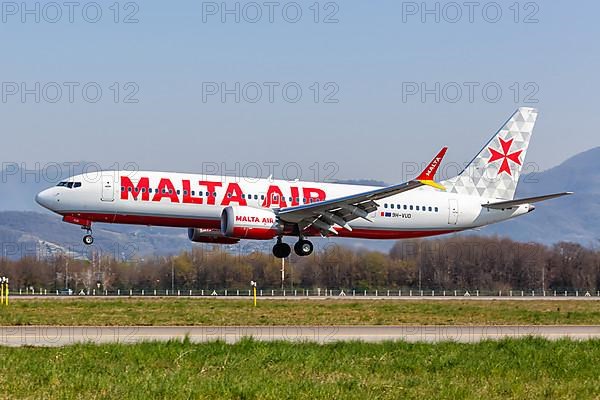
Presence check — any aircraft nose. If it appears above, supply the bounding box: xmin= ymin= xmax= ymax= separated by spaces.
xmin=35 ymin=189 xmax=55 ymax=210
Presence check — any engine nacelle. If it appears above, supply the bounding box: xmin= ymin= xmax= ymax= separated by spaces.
xmin=221 ymin=206 xmax=280 ymax=240
xmin=187 ymin=228 xmax=240 ymax=244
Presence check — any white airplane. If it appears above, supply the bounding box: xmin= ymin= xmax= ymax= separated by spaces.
xmin=36 ymin=108 xmax=572 ymax=258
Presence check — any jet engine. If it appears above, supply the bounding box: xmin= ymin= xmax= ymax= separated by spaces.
xmin=187 ymin=228 xmax=240 ymax=244
xmin=221 ymin=206 xmax=280 ymax=240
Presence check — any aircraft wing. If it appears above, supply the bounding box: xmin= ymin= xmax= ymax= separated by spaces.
xmin=482 ymin=192 xmax=574 ymax=210
xmin=276 ymin=147 xmax=448 ymax=235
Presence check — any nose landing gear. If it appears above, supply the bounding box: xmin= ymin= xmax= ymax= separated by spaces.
xmin=82 ymin=226 xmax=94 ymax=246
xmin=83 ymin=235 xmax=94 ymax=245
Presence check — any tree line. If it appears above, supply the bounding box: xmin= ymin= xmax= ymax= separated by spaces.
xmin=0 ymin=236 xmax=599 ymax=292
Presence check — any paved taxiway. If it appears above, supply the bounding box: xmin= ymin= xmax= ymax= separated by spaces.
xmin=1 ymin=325 xmax=599 ymax=346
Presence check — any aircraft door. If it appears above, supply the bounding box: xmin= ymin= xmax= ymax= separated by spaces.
xmin=101 ymin=172 xmax=115 ymax=202
xmin=448 ymin=199 xmax=459 ymax=225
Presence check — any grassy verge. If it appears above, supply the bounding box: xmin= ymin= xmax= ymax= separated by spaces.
xmin=1 ymin=298 xmax=600 ymax=326
xmin=0 ymin=338 xmax=598 ymax=399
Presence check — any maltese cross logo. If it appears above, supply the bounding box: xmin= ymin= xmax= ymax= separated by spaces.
xmin=487 ymin=137 xmax=522 ymax=176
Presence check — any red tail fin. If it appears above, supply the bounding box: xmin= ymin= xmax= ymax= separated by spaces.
xmin=417 ymin=147 xmax=448 ymax=181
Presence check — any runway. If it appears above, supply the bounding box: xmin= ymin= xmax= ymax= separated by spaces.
xmin=1 ymin=325 xmax=599 ymax=346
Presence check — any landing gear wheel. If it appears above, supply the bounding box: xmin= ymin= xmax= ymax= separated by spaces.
xmin=83 ymin=235 xmax=94 ymax=246
xmin=294 ymin=240 xmax=314 ymax=257
xmin=81 ymin=225 xmax=94 ymax=246
xmin=273 ymin=241 xmax=291 ymax=258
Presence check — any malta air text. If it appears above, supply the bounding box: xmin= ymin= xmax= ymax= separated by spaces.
xmin=120 ymin=176 xmax=326 ymax=208
xmin=236 ymin=215 xmax=275 ymax=224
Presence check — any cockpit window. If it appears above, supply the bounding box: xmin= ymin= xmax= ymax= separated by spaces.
xmin=57 ymin=181 xmax=82 ymax=189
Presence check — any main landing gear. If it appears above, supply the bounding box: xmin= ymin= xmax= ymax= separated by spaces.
xmin=272 ymin=237 xmax=314 ymax=258
xmin=272 ymin=238 xmax=291 ymax=258
xmin=82 ymin=226 xmax=94 ymax=246
xmin=294 ymin=239 xmax=313 ymax=257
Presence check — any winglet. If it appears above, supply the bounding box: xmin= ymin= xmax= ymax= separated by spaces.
xmin=417 ymin=147 xmax=447 ymax=191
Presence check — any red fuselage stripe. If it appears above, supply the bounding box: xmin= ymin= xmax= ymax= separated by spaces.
xmin=62 ymin=212 xmax=459 ymax=240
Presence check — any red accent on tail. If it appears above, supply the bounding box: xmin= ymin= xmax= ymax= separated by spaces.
xmin=417 ymin=147 xmax=448 ymax=180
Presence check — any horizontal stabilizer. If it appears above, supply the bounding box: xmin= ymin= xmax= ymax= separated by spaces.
xmin=482 ymin=192 xmax=573 ymax=209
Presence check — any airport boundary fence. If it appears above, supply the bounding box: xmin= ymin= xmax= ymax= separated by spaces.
xmin=9 ymin=287 xmax=600 ymax=299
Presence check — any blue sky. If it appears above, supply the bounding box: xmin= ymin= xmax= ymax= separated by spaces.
xmin=1 ymin=0 xmax=598 ymax=183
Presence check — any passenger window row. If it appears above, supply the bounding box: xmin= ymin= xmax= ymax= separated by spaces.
xmin=121 ymin=187 xmax=266 ymax=201
xmin=384 ymin=203 xmax=439 ymax=212
xmin=120 ymin=187 xmax=323 ymax=205
xmin=121 ymin=187 xmax=219 ymax=197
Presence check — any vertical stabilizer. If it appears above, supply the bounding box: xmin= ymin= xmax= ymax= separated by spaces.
xmin=442 ymin=107 xmax=538 ymax=200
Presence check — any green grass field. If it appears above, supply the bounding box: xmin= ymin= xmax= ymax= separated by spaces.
xmin=1 ymin=298 xmax=600 ymax=326
xmin=0 ymin=338 xmax=598 ymax=399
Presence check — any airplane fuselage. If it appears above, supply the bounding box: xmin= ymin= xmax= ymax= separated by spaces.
xmin=36 ymin=170 xmax=532 ymax=240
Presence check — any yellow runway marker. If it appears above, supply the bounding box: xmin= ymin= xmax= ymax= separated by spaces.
xmin=251 ymin=281 xmax=257 ymax=307
xmin=0 ymin=277 xmax=7 ymax=306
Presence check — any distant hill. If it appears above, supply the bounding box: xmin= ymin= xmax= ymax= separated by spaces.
xmin=0 ymin=211 xmax=189 ymax=260
xmin=479 ymin=147 xmax=600 ymax=245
